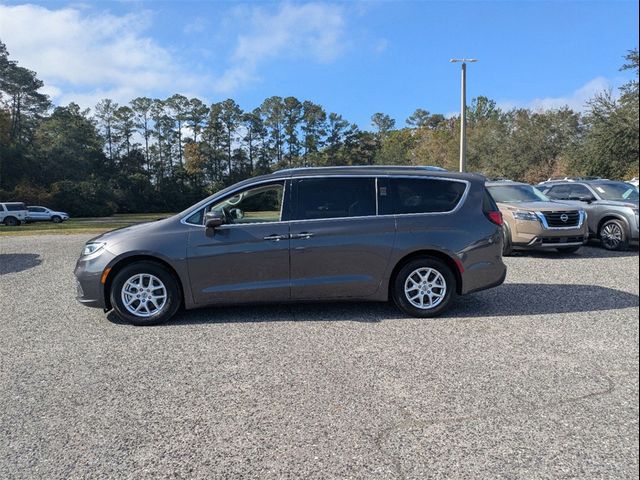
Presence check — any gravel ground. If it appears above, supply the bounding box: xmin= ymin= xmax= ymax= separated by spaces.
xmin=0 ymin=234 xmax=638 ymax=479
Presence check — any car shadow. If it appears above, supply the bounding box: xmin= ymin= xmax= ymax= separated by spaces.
xmin=509 ymin=244 xmax=639 ymax=260
xmin=106 ymin=282 xmax=638 ymax=326
xmin=0 ymin=253 xmax=42 ymax=275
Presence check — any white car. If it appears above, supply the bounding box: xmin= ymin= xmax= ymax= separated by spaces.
xmin=627 ymin=177 xmax=639 ymax=189
xmin=0 ymin=202 xmax=28 ymax=226
xmin=26 ymin=206 xmax=70 ymax=223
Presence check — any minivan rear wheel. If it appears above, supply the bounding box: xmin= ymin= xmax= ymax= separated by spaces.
xmin=599 ymin=219 xmax=629 ymax=251
xmin=110 ymin=261 xmax=181 ymax=326
xmin=392 ymin=257 xmax=456 ymax=318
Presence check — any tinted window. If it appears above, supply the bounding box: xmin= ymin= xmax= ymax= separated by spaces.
xmin=293 ymin=177 xmax=376 ymax=220
xmin=28 ymin=207 xmax=46 ymax=212
xmin=545 ymin=185 xmax=571 ymax=199
xmin=390 ymin=178 xmax=466 ymax=214
xmin=568 ymin=184 xmax=593 ymax=198
xmin=5 ymin=203 xmax=26 ymax=211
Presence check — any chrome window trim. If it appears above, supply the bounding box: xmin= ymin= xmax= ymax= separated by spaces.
xmin=180 ymin=174 xmax=471 ymax=228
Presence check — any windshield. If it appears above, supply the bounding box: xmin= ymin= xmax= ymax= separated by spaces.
xmin=487 ymin=184 xmax=549 ymax=203
xmin=592 ymin=182 xmax=639 ymax=202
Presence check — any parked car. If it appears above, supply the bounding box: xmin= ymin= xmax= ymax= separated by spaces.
xmin=486 ymin=181 xmax=588 ymax=255
xmin=0 ymin=202 xmax=28 ymax=226
xmin=627 ymin=177 xmax=639 ymax=189
xmin=75 ymin=166 xmax=507 ymax=326
xmin=26 ymin=206 xmax=70 ymax=223
xmin=539 ymin=179 xmax=639 ymax=250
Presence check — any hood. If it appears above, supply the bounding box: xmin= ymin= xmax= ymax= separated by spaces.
xmin=88 ymin=217 xmax=174 ymax=245
xmin=497 ymin=201 xmax=584 ymax=212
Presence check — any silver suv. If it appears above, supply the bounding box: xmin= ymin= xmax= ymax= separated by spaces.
xmin=75 ymin=166 xmax=507 ymax=325
xmin=540 ymin=180 xmax=639 ymax=250
xmin=0 ymin=202 xmax=28 ymax=226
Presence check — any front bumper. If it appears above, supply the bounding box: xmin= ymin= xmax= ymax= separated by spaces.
xmin=74 ymin=249 xmax=115 ymax=309
xmin=510 ymin=214 xmax=588 ymax=250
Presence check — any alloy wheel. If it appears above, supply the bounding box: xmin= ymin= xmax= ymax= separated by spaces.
xmin=121 ymin=273 xmax=167 ymax=317
xmin=404 ymin=267 xmax=447 ymax=310
xmin=601 ymin=223 xmax=622 ymax=250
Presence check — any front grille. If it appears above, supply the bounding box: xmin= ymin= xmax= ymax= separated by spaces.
xmin=541 ymin=210 xmax=581 ymax=227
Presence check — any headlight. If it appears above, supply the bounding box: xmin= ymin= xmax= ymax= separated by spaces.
xmin=512 ymin=210 xmax=539 ymax=222
xmin=82 ymin=242 xmax=106 ymax=256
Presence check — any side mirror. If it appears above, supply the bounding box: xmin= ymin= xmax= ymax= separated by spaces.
xmin=204 ymin=211 xmax=225 ymax=229
xmin=577 ymin=195 xmax=594 ymax=204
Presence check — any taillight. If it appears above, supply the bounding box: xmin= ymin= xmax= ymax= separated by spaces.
xmin=486 ymin=211 xmax=503 ymax=226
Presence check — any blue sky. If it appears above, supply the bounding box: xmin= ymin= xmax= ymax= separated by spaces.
xmin=0 ymin=1 xmax=638 ymax=128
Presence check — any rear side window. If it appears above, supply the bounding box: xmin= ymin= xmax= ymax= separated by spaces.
xmin=293 ymin=177 xmax=376 ymax=220
xmin=545 ymin=185 xmax=570 ymax=199
xmin=389 ymin=178 xmax=466 ymax=214
xmin=5 ymin=203 xmax=26 ymax=211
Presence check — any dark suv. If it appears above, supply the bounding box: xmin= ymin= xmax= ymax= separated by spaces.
xmin=540 ymin=179 xmax=639 ymax=250
xmin=75 ymin=167 xmax=507 ymax=325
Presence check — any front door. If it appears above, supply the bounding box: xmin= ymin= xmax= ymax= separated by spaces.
xmin=187 ymin=181 xmax=291 ymax=305
xmin=289 ymin=176 xmax=395 ymax=300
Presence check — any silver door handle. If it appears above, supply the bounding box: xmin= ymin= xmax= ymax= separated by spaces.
xmin=291 ymin=232 xmax=314 ymax=239
xmin=263 ymin=234 xmax=288 ymax=241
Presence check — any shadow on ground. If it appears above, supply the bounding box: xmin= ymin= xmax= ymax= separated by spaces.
xmin=107 ymin=282 xmax=639 ymax=326
xmin=0 ymin=253 xmax=42 ymax=275
xmin=509 ymin=243 xmax=639 ymax=260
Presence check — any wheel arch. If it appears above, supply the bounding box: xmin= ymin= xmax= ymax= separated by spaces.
xmin=388 ymin=249 xmax=463 ymax=298
xmin=103 ymin=254 xmax=185 ymax=311
xmin=597 ymin=214 xmax=630 ymax=236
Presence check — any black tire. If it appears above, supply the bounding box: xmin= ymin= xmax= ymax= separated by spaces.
xmin=109 ymin=261 xmax=181 ymax=326
xmin=556 ymin=245 xmax=581 ymax=254
xmin=3 ymin=216 xmax=19 ymax=227
xmin=392 ymin=257 xmax=456 ymax=318
xmin=599 ymin=219 xmax=629 ymax=251
xmin=502 ymin=224 xmax=513 ymax=256
xmin=51 ymin=215 xmax=62 ymax=223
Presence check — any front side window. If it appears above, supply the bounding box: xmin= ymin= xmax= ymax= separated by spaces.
xmin=390 ymin=178 xmax=467 ymax=214
xmin=591 ymin=182 xmax=639 ymax=201
xmin=293 ymin=177 xmax=376 ymax=220
xmin=186 ymin=182 xmax=285 ymax=226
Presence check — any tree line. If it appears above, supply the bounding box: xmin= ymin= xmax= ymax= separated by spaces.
xmin=1 ymin=40 xmax=637 ymax=217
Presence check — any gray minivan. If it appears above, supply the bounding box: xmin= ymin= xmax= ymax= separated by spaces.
xmin=75 ymin=167 xmax=507 ymax=325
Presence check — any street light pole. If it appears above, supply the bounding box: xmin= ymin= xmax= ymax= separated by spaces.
xmin=450 ymin=58 xmax=477 ymax=172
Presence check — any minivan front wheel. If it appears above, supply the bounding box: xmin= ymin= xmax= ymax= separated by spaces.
xmin=110 ymin=261 xmax=181 ymax=326
xmin=392 ymin=258 xmax=456 ymax=318
xmin=599 ymin=219 xmax=628 ymax=251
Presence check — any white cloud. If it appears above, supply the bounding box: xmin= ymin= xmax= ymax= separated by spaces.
xmin=213 ymin=2 xmax=347 ymax=92
xmin=498 ymin=77 xmax=622 ymax=112
xmin=0 ymin=2 xmax=351 ymax=106
xmin=0 ymin=3 xmax=205 ymax=108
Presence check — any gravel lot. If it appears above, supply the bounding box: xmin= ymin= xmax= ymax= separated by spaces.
xmin=1 ymin=234 xmax=638 ymax=479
